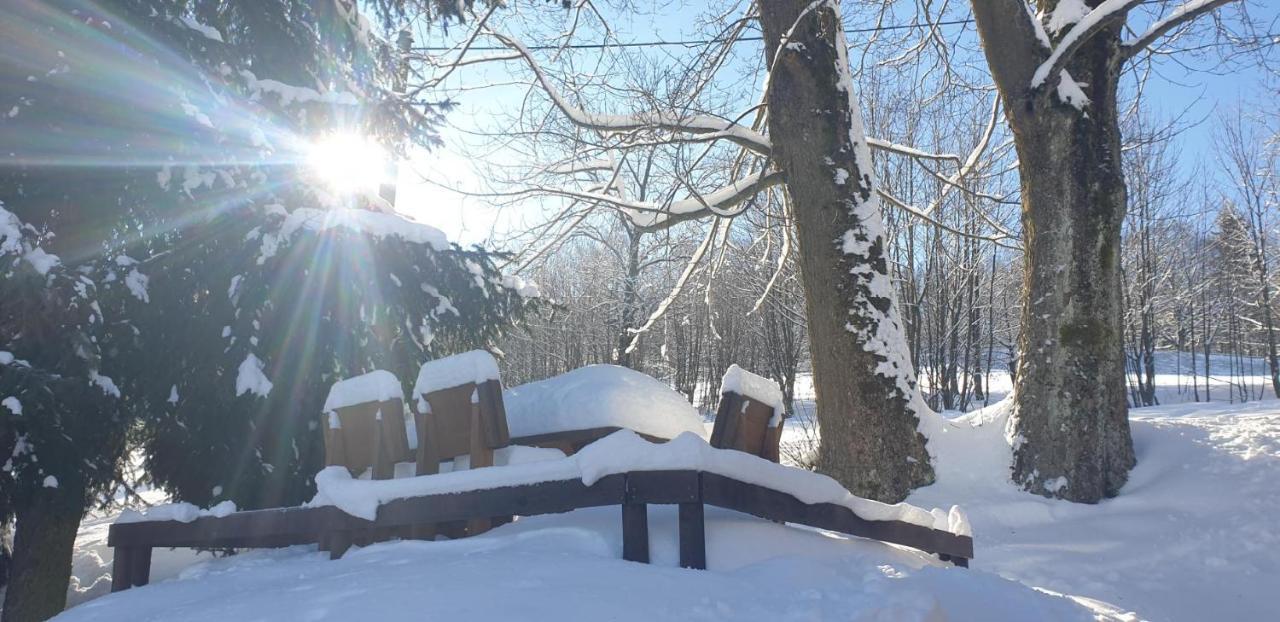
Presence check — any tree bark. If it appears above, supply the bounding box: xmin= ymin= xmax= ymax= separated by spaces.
xmin=3 ymin=491 xmax=83 ymax=622
xmin=972 ymin=1 xmax=1136 ymax=502
xmin=758 ymin=0 xmax=933 ymax=502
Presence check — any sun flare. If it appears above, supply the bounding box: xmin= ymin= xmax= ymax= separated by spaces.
xmin=306 ymin=132 xmax=389 ymax=194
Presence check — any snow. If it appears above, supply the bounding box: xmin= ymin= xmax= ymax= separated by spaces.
xmin=271 ymin=208 xmax=450 ymax=256
xmin=116 ymin=500 xmax=237 ymax=524
xmin=505 ymin=365 xmax=708 ymax=440
xmin=1055 ymin=71 xmax=1090 ymax=109
xmin=234 ymin=354 xmax=273 ymax=397
xmin=244 ymin=74 xmax=359 ymax=107
xmin=59 ymin=506 xmax=1115 ymax=622
xmin=43 ymin=475 xmax=58 ymax=488
xmin=123 ymin=269 xmax=149 ymax=303
xmin=2 ymin=396 xmax=20 ymax=415
xmin=0 ymin=202 xmax=24 ymax=254
xmin=412 ymin=350 xmax=500 ymax=410
xmin=1045 ymin=0 xmax=1091 ymax=33
xmin=23 ymin=246 xmax=61 ymax=275
xmin=176 ymin=16 xmax=223 ymax=42
xmin=309 ymin=430 xmax=960 ymax=534
xmin=89 ymin=371 xmax=121 ymax=398
xmin=323 ymin=370 xmax=404 ymax=413
xmin=1031 ymin=0 xmax=1137 ymax=89
xmin=718 ymin=365 xmax=784 ymax=427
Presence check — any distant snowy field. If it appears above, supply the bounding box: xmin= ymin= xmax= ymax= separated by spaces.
xmin=47 ymin=352 xmax=1280 ymax=621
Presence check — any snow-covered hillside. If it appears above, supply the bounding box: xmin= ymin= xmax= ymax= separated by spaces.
xmin=47 ymin=360 xmax=1280 ymax=621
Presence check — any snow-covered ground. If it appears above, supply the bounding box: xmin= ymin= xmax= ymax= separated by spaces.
xmin=47 ymin=355 xmax=1280 ymax=621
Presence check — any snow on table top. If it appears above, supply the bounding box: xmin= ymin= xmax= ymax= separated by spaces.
xmin=504 ymin=364 xmax=707 ymax=441
xmin=324 ymin=370 xmax=404 ymax=413
xmin=412 ymin=350 xmax=500 ymax=411
xmin=116 ymin=500 xmax=237 ymax=524
xmin=309 ymin=429 xmax=967 ymax=537
xmin=719 ymin=364 xmax=784 ymax=427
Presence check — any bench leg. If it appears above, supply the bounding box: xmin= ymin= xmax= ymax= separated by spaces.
xmin=110 ymin=547 xmax=133 ymax=592
xmin=678 ymin=502 xmax=706 ymax=570
xmin=621 ymin=502 xmax=649 ymax=563
xmin=329 ymin=530 xmax=353 ymax=560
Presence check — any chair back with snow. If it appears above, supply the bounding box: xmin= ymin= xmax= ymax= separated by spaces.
xmin=412 ymin=350 xmax=511 ymax=476
xmin=710 ymin=365 xmax=785 ymax=463
xmin=322 ymin=371 xmax=412 ymax=480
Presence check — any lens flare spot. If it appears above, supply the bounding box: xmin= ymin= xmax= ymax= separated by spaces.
xmin=307 ymin=133 xmax=388 ymax=194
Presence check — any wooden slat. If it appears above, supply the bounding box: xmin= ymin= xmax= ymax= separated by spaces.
xmin=678 ymin=501 xmax=706 ymax=570
xmin=700 ymin=472 xmax=973 ymax=560
xmin=375 ymin=474 xmax=626 ymax=526
xmin=109 ymin=505 xmax=348 ymax=549
xmin=625 ymin=470 xmax=700 ymax=504
xmin=621 ymin=503 xmax=649 ymax=563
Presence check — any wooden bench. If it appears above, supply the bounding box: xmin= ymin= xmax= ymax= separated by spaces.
xmin=108 ymin=468 xmax=973 ymax=592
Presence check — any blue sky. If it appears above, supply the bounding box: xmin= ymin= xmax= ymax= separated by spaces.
xmin=394 ymin=2 xmax=1278 ymax=244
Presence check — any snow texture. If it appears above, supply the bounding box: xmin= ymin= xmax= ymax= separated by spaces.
xmin=718 ymin=365 xmax=784 ymax=427
xmin=89 ymin=371 xmax=121 ymax=398
xmin=1045 ymin=0 xmax=1091 ymax=33
xmin=504 ymin=365 xmax=707 ymax=440
xmin=261 ymin=209 xmax=450 ymax=265
xmin=1055 ymin=71 xmax=1090 ymax=109
xmin=2 ymin=396 xmax=20 ymax=415
xmin=23 ymin=247 xmax=61 ymax=275
xmin=116 ymin=500 xmax=237 ymax=525
xmin=323 ymin=370 xmax=404 ymax=413
xmin=412 ymin=350 xmax=500 ymax=411
xmin=61 ymin=505 xmax=1109 ymax=622
xmin=43 ymin=475 xmax=58 ymax=488
xmin=235 ymin=354 xmax=273 ymax=397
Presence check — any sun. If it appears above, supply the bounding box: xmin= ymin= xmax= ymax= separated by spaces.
xmin=306 ymin=132 xmax=389 ymax=194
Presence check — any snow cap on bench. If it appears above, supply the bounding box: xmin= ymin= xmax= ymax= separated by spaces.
xmin=719 ymin=364 xmax=784 ymax=426
xmin=323 ymin=370 xmax=405 ymax=428
xmin=413 ymin=349 xmax=501 ymax=413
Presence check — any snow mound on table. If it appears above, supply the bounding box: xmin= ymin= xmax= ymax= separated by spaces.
xmin=57 ymin=506 xmax=1121 ymax=622
xmin=116 ymin=500 xmax=237 ymax=524
xmin=310 ymin=430 xmax=964 ymax=535
xmin=412 ymin=350 xmax=500 ymax=411
xmin=505 ymin=364 xmax=706 ymax=440
xmin=323 ymin=370 xmax=403 ymax=413
xmin=718 ymin=364 xmax=784 ymax=426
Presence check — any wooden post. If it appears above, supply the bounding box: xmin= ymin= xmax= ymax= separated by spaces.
xmin=621 ymin=502 xmax=650 ymax=563
xmin=130 ymin=546 xmax=152 ymax=587
xmin=329 ymin=530 xmax=352 ymax=560
xmin=678 ymin=502 xmax=706 ymax=570
xmin=110 ymin=547 xmax=133 ymax=592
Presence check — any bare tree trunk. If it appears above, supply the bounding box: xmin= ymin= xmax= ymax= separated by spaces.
xmin=972 ymin=4 xmax=1135 ymax=501
xmin=3 ymin=491 xmax=83 ymax=622
xmin=758 ymin=0 xmax=933 ymax=502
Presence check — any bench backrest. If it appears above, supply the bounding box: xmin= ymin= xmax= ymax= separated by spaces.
xmin=323 ymin=397 xmax=412 ymax=480
xmin=710 ymin=366 xmax=784 ymax=462
xmin=414 ymin=378 xmax=510 ymax=472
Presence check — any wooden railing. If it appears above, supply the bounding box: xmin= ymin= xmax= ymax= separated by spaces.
xmin=109 ymin=470 xmax=973 ymax=592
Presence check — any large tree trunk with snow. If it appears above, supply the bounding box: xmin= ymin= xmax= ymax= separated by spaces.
xmin=972 ymin=2 xmax=1136 ymax=502
xmin=2 ymin=491 xmax=82 ymax=622
xmin=758 ymin=0 xmax=933 ymax=502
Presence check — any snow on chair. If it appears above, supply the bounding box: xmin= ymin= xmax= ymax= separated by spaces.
xmin=412 ymin=349 xmax=511 ymax=535
xmin=322 ymin=370 xmax=413 ymax=481
xmin=710 ymin=365 xmax=785 ymax=463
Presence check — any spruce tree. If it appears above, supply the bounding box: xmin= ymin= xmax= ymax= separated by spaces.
xmin=1 ymin=1 xmax=534 ymax=618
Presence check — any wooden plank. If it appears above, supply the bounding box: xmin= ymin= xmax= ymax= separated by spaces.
xmin=700 ymin=472 xmax=973 ymax=560
xmin=621 ymin=503 xmax=649 ymax=563
xmin=110 ymin=547 xmax=133 ymax=592
xmin=130 ymin=546 xmax=152 ymax=587
xmin=678 ymin=501 xmax=706 ymax=570
xmin=376 ymin=474 xmax=626 ymax=527
xmin=510 ymin=427 xmax=669 ymax=454
xmin=109 ymin=505 xmax=353 ymax=549
xmin=625 ymin=470 xmax=700 ymax=504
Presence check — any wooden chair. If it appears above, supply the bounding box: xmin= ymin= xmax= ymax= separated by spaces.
xmin=321 ymin=376 xmax=412 ymax=481
xmin=709 ymin=365 xmax=785 ymax=463
xmin=320 ymin=371 xmax=413 ymax=554
xmin=412 ymin=350 xmax=511 ymax=535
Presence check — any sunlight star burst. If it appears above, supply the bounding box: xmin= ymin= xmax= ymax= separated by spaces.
xmin=306 ymin=132 xmax=389 ymax=194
